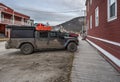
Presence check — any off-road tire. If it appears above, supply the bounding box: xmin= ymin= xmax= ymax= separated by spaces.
xmin=67 ymin=42 xmax=77 ymax=52
xmin=20 ymin=43 xmax=33 ymax=55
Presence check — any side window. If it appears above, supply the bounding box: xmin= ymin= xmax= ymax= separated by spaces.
xmin=49 ymin=32 xmax=57 ymax=38
xmin=39 ymin=31 xmax=48 ymax=38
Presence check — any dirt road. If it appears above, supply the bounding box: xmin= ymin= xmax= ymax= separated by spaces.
xmin=0 ymin=42 xmax=74 ymax=82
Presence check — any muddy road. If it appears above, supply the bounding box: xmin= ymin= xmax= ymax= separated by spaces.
xmin=0 ymin=42 xmax=74 ymax=82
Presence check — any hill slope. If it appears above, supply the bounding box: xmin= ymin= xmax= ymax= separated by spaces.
xmin=55 ymin=16 xmax=85 ymax=32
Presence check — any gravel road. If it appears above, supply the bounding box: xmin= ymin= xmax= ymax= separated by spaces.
xmin=0 ymin=42 xmax=74 ymax=82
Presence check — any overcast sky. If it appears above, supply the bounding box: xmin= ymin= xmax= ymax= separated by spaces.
xmin=0 ymin=0 xmax=86 ymax=25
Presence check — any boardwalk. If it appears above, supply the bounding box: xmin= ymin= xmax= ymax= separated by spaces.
xmin=71 ymin=37 xmax=120 ymax=82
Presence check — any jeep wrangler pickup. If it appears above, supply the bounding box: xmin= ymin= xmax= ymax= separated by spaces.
xmin=5 ymin=25 xmax=79 ymax=54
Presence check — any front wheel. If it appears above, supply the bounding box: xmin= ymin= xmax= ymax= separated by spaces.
xmin=20 ymin=43 xmax=33 ymax=55
xmin=67 ymin=42 xmax=77 ymax=52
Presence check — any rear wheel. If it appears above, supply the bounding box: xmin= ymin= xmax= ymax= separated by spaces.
xmin=20 ymin=43 xmax=33 ymax=55
xmin=67 ymin=42 xmax=77 ymax=52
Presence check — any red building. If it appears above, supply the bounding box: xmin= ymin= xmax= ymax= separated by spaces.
xmin=86 ymin=0 xmax=120 ymax=71
xmin=0 ymin=3 xmax=34 ymax=34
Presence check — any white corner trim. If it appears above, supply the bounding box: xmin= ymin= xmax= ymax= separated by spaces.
xmin=87 ymin=39 xmax=120 ymax=67
xmin=88 ymin=35 xmax=120 ymax=47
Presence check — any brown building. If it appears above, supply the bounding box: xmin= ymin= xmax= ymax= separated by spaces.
xmin=86 ymin=0 xmax=120 ymax=71
xmin=0 ymin=3 xmax=34 ymax=35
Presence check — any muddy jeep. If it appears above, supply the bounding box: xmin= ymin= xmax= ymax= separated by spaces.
xmin=5 ymin=26 xmax=79 ymax=54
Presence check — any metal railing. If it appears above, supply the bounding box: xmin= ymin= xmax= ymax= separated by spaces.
xmin=0 ymin=18 xmax=31 ymax=26
xmin=0 ymin=18 xmax=12 ymax=24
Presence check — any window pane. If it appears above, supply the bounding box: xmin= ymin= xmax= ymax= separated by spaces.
xmin=49 ymin=32 xmax=57 ymax=38
xmin=110 ymin=3 xmax=115 ymax=17
xmin=90 ymin=16 xmax=92 ymax=29
xmin=95 ymin=7 xmax=99 ymax=26
xmin=109 ymin=0 xmax=115 ymax=5
xmin=39 ymin=32 xmax=48 ymax=38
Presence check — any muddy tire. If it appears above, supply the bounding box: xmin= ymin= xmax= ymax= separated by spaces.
xmin=20 ymin=43 xmax=33 ymax=55
xmin=67 ymin=42 xmax=77 ymax=52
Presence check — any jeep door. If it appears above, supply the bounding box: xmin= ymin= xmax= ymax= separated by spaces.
xmin=35 ymin=31 xmax=49 ymax=49
xmin=48 ymin=32 xmax=64 ymax=49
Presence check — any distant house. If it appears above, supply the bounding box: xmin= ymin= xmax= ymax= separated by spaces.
xmin=86 ymin=0 xmax=120 ymax=71
xmin=0 ymin=3 xmax=34 ymax=35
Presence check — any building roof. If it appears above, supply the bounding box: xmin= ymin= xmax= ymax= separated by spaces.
xmin=14 ymin=11 xmax=30 ymax=19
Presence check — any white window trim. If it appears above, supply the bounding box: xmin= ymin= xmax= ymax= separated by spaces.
xmin=90 ymin=15 xmax=92 ymax=29
xmin=95 ymin=7 xmax=99 ymax=27
xmin=107 ymin=0 xmax=117 ymax=22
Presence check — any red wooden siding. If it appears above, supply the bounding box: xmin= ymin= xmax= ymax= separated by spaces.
xmin=86 ymin=0 xmax=120 ymax=71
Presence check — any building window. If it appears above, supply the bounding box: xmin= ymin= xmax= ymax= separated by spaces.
xmin=107 ymin=0 xmax=117 ymax=21
xmin=49 ymin=32 xmax=58 ymax=38
xmin=39 ymin=31 xmax=48 ymax=38
xmin=95 ymin=7 xmax=99 ymax=27
xmin=90 ymin=0 xmax=92 ymax=5
xmin=90 ymin=15 xmax=92 ymax=29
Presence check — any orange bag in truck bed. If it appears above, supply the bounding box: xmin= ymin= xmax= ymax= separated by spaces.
xmin=36 ymin=23 xmax=52 ymax=31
